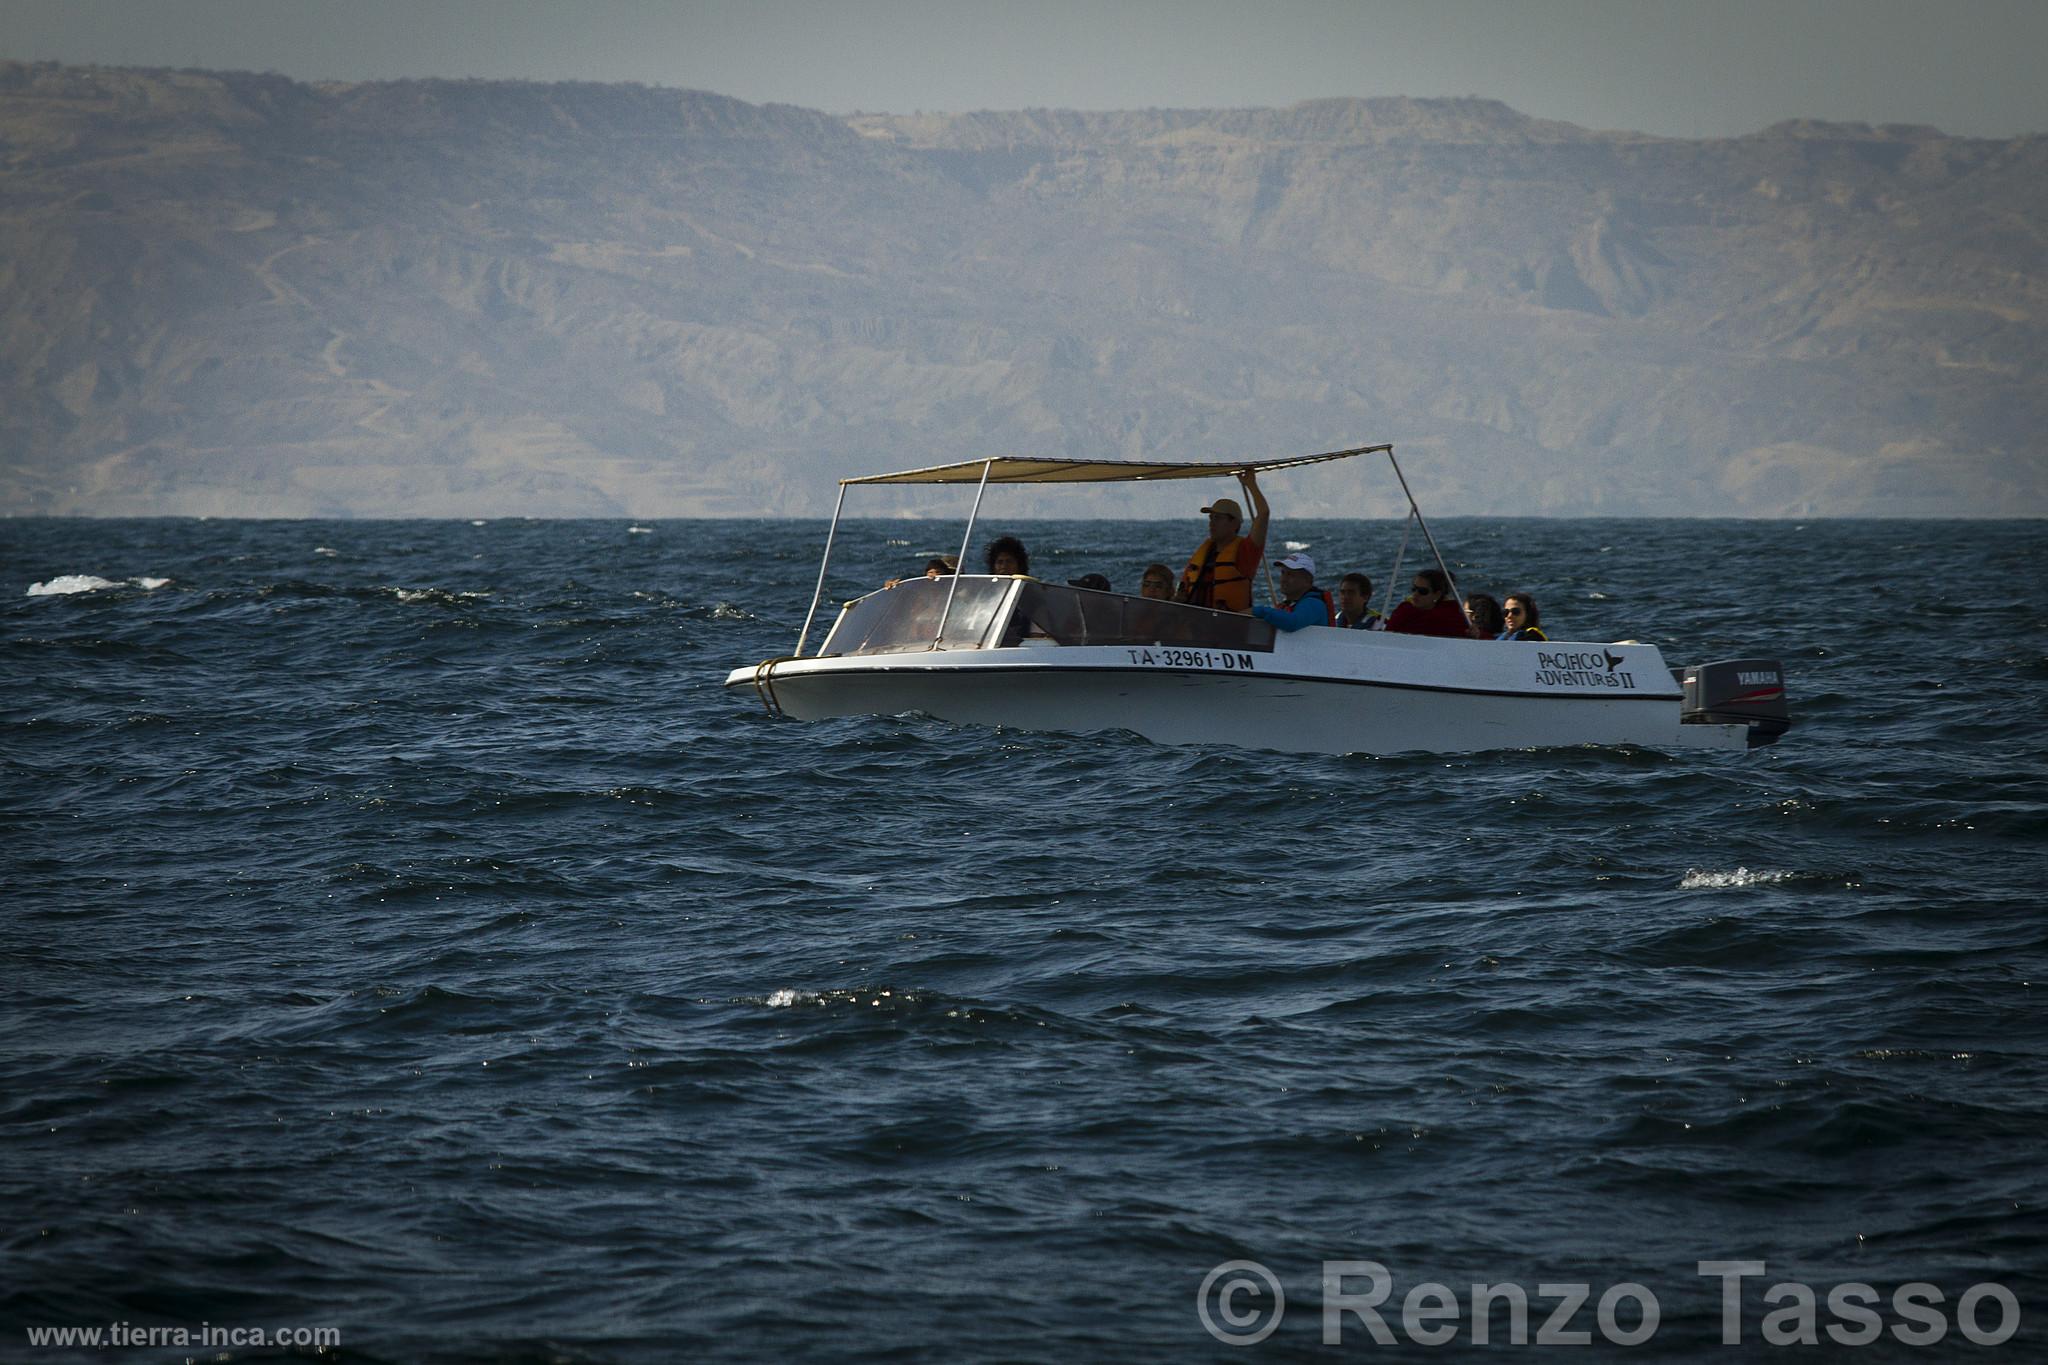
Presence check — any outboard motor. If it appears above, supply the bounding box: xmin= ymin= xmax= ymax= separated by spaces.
xmin=1677 ymin=659 xmax=1790 ymax=747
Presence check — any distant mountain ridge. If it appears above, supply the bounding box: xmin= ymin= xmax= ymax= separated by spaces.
xmin=1 ymin=60 xmax=2041 ymax=517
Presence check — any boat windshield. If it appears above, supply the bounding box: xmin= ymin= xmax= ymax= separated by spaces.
xmin=818 ymin=575 xmax=1013 ymax=656
xmin=816 ymin=576 xmax=1277 ymax=657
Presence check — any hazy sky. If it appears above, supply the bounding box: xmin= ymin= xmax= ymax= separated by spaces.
xmin=4 ymin=0 xmax=2045 ymax=139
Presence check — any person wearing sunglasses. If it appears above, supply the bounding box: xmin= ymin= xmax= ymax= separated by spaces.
xmin=1500 ymin=593 xmax=1548 ymax=641
xmin=1384 ymin=568 xmax=1474 ymax=638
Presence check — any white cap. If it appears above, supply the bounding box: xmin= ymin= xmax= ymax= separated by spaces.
xmin=1276 ymin=551 xmax=1316 ymax=575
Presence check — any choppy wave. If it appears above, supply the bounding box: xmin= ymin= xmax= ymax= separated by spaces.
xmin=25 ymin=573 xmax=171 ymax=596
xmin=1676 ymin=866 xmax=1798 ymax=889
xmin=27 ymin=573 xmax=123 ymax=595
xmin=759 ymin=987 xmax=933 ymax=1009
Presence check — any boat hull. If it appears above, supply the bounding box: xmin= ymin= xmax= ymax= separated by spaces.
xmin=727 ymin=633 xmax=1752 ymax=756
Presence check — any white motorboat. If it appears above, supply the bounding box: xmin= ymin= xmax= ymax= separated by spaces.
xmin=725 ymin=445 xmax=1790 ymax=756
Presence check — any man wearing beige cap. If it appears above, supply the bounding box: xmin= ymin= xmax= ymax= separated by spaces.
xmin=1176 ymin=470 xmax=1269 ymax=612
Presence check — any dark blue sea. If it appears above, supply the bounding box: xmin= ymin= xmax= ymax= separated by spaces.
xmin=4 ymin=516 xmax=2045 ymax=1361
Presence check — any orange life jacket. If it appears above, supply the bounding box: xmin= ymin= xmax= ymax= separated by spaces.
xmin=1292 ymin=587 xmax=1334 ymax=623
xmin=1181 ymin=535 xmax=1259 ymax=612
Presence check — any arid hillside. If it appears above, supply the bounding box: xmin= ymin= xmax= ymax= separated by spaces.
xmin=2 ymin=62 xmax=2042 ymax=516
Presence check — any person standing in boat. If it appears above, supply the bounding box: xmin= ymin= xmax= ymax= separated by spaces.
xmin=1177 ymin=471 xmax=1269 ymax=612
xmin=1385 ymin=569 xmax=1473 ymax=637
xmin=1251 ymin=552 xmax=1332 ymax=631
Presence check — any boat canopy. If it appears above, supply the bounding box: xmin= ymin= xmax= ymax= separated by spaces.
xmin=794 ymin=440 xmax=1453 ymax=657
xmin=840 ymin=444 xmax=1392 ymax=486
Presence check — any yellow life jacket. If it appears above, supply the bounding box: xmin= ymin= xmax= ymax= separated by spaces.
xmin=1181 ymin=535 xmax=1258 ymax=612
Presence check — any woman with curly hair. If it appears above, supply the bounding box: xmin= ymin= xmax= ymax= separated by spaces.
xmin=983 ymin=536 xmax=1030 ymax=576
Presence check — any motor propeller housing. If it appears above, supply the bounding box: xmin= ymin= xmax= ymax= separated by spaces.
xmin=1677 ymin=658 xmax=1791 ymax=747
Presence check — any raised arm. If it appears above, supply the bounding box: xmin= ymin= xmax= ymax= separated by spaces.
xmin=1239 ymin=470 xmax=1271 ymax=549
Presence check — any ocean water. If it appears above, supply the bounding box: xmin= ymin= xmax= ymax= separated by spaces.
xmin=3 ymin=515 xmax=2045 ymax=1361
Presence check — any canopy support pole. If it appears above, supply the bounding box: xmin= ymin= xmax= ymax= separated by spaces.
xmin=933 ymin=458 xmax=994 ymax=648
xmin=794 ymin=483 xmax=849 ymax=657
xmin=1380 ymin=510 xmax=1414 ymax=621
xmin=1386 ymin=449 xmax=1461 ymax=606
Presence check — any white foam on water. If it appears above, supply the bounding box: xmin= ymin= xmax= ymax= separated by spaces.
xmin=627 ymin=526 xmax=653 ymax=534
xmin=133 ymin=576 xmax=170 ymax=590
xmin=313 ymin=546 xmax=338 ymax=557
xmin=763 ymin=987 xmax=917 ymax=1009
xmin=470 ymin=519 xmax=487 ymax=527
xmin=1285 ymin=540 xmax=1311 ymax=550
xmin=26 ymin=574 xmax=120 ymax=596
xmin=1679 ymin=866 xmax=1796 ymax=890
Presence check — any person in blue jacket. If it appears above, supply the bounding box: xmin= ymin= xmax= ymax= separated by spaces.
xmin=1251 ymin=552 xmax=1332 ymax=631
